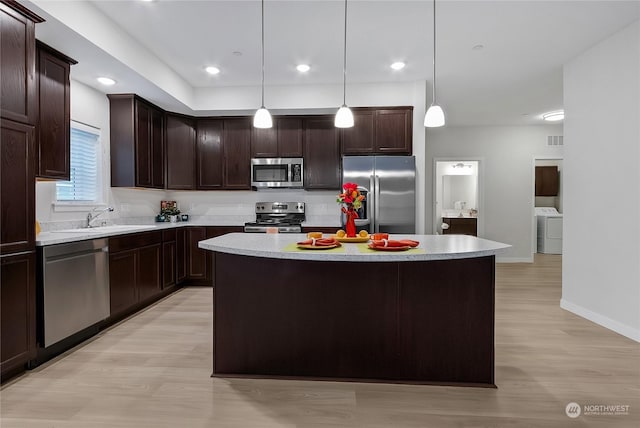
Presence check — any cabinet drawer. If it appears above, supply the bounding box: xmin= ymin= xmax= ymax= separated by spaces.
xmin=109 ymin=231 xmax=162 ymax=253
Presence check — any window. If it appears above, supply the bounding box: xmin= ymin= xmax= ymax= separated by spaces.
xmin=56 ymin=122 xmax=101 ymax=202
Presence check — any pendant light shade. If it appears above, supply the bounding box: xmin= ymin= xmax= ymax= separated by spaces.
xmin=253 ymin=106 xmax=273 ymax=128
xmin=335 ymin=105 xmax=354 ymax=128
xmin=254 ymin=0 xmax=272 ymax=129
xmin=424 ymin=104 xmax=445 ymax=127
xmin=335 ymin=0 xmax=354 ymax=128
xmin=425 ymin=0 xmax=445 ymax=128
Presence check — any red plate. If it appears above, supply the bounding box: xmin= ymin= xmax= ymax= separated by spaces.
xmin=367 ymin=244 xmax=411 ymax=252
xmin=297 ymin=244 xmax=341 ymax=250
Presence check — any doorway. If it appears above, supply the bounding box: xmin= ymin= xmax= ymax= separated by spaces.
xmin=532 ymin=157 xmax=563 ymax=255
xmin=433 ymin=159 xmax=483 ymax=236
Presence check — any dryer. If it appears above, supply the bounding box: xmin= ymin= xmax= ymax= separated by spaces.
xmin=535 ymin=207 xmax=563 ymax=254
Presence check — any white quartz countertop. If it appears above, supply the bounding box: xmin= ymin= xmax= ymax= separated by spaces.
xmin=199 ymin=233 xmax=510 ymax=262
xmin=35 ymin=223 xmax=183 ymax=246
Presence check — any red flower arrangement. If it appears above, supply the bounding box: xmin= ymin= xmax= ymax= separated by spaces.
xmin=337 ymin=182 xmax=365 ymax=237
xmin=337 ymin=182 xmax=365 ymax=210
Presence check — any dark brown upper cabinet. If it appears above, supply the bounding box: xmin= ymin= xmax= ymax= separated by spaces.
xmin=223 ymin=118 xmax=252 ymax=189
xmin=0 ymin=2 xmax=43 ymax=126
xmin=0 ymin=119 xmax=35 ymax=255
xmin=277 ymin=117 xmax=303 ymax=157
xmin=108 ymin=94 xmax=164 ymax=189
xmin=251 ymin=121 xmax=277 ymax=158
xmin=166 ymin=114 xmax=196 ymax=190
xmin=303 ymin=116 xmax=341 ymax=190
xmin=196 ymin=119 xmax=223 ymax=190
xmin=374 ymin=108 xmax=412 ymax=154
xmin=535 ymin=166 xmax=559 ymax=196
xmin=341 ymin=109 xmax=375 ymax=154
xmin=341 ymin=107 xmax=413 ymax=155
xmin=35 ymin=41 xmax=76 ymax=180
xmin=251 ymin=116 xmax=303 ymax=158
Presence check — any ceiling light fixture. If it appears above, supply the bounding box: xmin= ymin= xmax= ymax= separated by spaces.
xmin=97 ymin=77 xmax=116 ymax=86
xmin=424 ymin=0 xmax=445 ymax=128
xmin=542 ymin=110 xmax=564 ymax=121
xmin=253 ymin=0 xmax=272 ymax=129
xmin=296 ymin=64 xmax=311 ymax=73
xmin=391 ymin=62 xmax=405 ymax=70
xmin=335 ymin=0 xmax=354 ymax=128
xmin=205 ymin=66 xmax=220 ymax=75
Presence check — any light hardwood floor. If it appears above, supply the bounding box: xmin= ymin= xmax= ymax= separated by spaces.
xmin=1 ymin=254 xmax=638 ymax=427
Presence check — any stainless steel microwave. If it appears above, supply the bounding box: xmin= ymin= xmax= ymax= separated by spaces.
xmin=251 ymin=158 xmax=304 ymax=188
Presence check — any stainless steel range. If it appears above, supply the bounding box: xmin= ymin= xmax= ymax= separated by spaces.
xmin=244 ymin=202 xmax=305 ymax=233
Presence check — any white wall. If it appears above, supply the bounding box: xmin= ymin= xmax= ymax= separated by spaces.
xmin=425 ymin=125 xmax=563 ymax=262
xmin=562 ymin=21 xmax=640 ymax=341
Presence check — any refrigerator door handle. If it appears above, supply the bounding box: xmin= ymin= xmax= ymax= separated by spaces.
xmin=374 ymin=175 xmax=381 ymax=233
xmin=369 ymin=174 xmax=376 ymax=233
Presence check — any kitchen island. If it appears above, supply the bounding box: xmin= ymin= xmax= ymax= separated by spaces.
xmin=200 ymin=233 xmax=509 ymax=387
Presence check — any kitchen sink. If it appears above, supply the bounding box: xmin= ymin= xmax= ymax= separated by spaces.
xmin=50 ymin=225 xmax=158 ymax=234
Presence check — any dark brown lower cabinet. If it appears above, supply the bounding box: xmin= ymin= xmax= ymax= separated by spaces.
xmin=186 ymin=227 xmax=209 ymax=284
xmin=161 ymin=229 xmax=177 ymax=290
xmin=109 ymin=231 xmax=162 ymax=317
xmin=137 ymin=244 xmax=161 ymax=301
xmin=185 ymin=226 xmax=243 ymax=286
xmin=176 ymin=228 xmax=186 ymax=284
xmin=162 ymin=236 xmax=176 ymax=290
xmin=442 ymin=217 xmax=477 ymax=236
xmin=108 ymin=249 xmax=137 ymax=315
xmin=1 ymin=251 xmax=36 ymax=381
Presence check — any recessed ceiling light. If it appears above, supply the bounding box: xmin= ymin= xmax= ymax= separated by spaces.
xmin=205 ymin=66 xmax=220 ymax=75
xmin=296 ymin=64 xmax=310 ymax=73
xmin=542 ymin=110 xmax=564 ymax=121
xmin=232 ymin=51 xmax=243 ymax=57
xmin=97 ymin=77 xmax=116 ymax=86
xmin=390 ymin=62 xmax=405 ymax=70
xmin=472 ymin=44 xmax=484 ymax=51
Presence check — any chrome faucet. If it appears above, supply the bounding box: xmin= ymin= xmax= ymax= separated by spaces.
xmin=87 ymin=207 xmax=114 ymax=228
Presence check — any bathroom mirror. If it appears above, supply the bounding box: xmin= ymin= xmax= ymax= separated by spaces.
xmin=442 ymin=175 xmax=477 ymax=210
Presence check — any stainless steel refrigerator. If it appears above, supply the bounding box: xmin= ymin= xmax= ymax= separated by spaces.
xmin=342 ymin=156 xmax=416 ymax=234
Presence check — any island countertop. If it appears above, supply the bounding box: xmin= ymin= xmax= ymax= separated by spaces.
xmin=198 ymin=232 xmax=510 ymax=262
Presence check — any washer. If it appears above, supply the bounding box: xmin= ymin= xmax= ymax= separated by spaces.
xmin=535 ymin=207 xmax=563 ymax=254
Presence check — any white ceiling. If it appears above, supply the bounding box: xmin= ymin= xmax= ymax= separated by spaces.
xmin=23 ymin=0 xmax=640 ymax=125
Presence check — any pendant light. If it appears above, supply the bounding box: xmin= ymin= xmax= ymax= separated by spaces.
xmin=253 ymin=0 xmax=272 ymax=128
xmin=424 ymin=0 xmax=445 ymax=128
xmin=335 ymin=0 xmax=354 ymax=128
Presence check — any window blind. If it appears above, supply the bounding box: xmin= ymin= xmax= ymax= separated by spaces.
xmin=56 ymin=125 xmax=100 ymax=201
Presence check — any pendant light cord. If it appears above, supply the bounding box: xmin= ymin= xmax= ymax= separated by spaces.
xmin=261 ymin=0 xmax=265 ymax=108
xmin=432 ymin=0 xmax=437 ymax=104
xmin=342 ymin=0 xmax=348 ymax=106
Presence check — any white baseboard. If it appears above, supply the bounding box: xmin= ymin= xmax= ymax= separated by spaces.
xmin=496 ymin=256 xmax=533 ymax=263
xmin=560 ymin=299 xmax=640 ymax=342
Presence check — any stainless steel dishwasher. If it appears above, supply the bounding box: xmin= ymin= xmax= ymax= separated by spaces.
xmin=41 ymin=238 xmax=110 ymax=347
